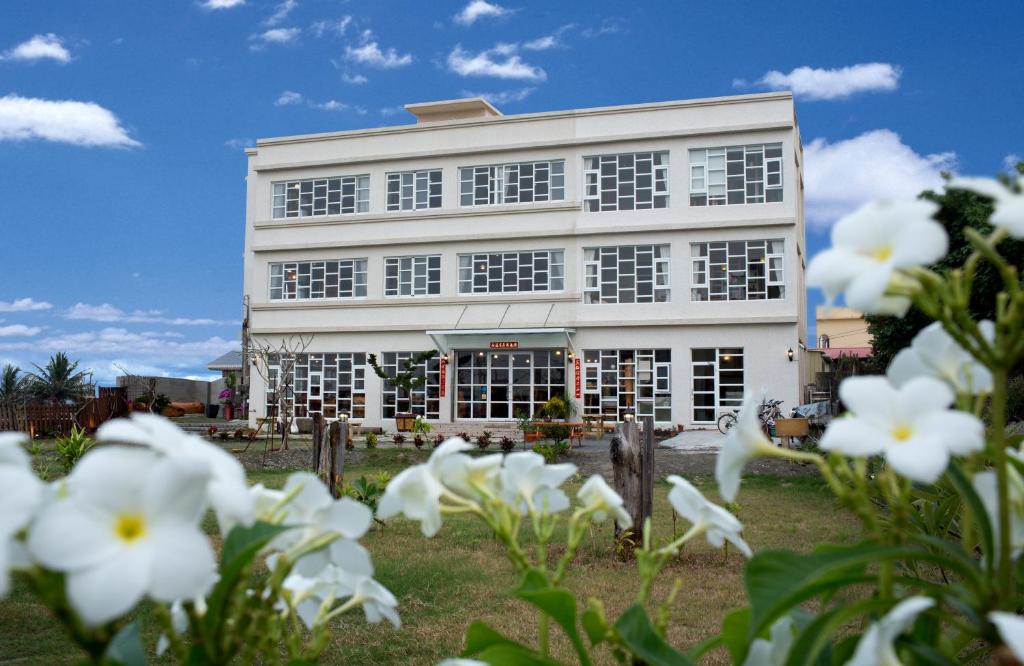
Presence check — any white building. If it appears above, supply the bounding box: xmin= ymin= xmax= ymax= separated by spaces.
xmin=242 ymin=92 xmax=808 ymax=430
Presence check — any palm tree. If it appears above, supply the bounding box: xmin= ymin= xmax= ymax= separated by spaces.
xmin=0 ymin=363 xmax=26 ymax=403
xmin=27 ymin=353 xmax=90 ymax=404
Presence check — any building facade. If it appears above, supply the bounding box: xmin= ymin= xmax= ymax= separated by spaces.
xmin=242 ymin=93 xmax=808 ymax=430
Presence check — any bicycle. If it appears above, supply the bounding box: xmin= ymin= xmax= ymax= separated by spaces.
xmin=716 ymin=398 xmax=784 ymax=436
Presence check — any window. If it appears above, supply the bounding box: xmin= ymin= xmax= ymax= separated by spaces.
xmin=582 ymin=349 xmax=671 ymax=422
xmin=691 ymin=348 xmax=743 ymax=423
xmin=272 ymin=175 xmax=370 ymax=218
xmin=386 ymin=169 xmax=442 ymax=211
xmin=384 ymin=255 xmax=441 ymax=297
xmin=381 ymin=352 xmax=441 ymax=419
xmin=269 ymin=259 xmax=368 ymax=300
xmin=455 ymin=350 xmax=566 ymax=419
xmin=265 ymin=353 xmax=366 ymax=419
xmin=458 ymin=250 xmax=564 ymax=294
xmin=689 ymin=143 xmax=782 ymax=206
xmin=584 ymin=152 xmax=668 ymax=211
xmin=690 ymin=240 xmax=784 ymax=301
xmin=459 ymin=160 xmax=565 ymax=206
xmin=584 ymin=245 xmax=670 ymax=304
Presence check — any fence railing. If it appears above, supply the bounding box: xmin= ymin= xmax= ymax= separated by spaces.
xmin=0 ymin=389 xmax=128 ymax=436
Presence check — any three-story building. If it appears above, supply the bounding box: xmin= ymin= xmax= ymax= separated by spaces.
xmin=242 ymin=92 xmax=807 ymax=430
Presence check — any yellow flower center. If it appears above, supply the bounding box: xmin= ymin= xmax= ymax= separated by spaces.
xmin=872 ymin=245 xmax=893 ymax=262
xmin=891 ymin=424 xmax=914 ymax=442
xmin=114 ymin=514 xmax=147 ymax=543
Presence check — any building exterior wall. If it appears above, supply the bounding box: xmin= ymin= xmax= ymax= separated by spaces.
xmin=815 ymin=307 xmax=871 ymax=349
xmin=242 ymin=92 xmax=807 ymax=429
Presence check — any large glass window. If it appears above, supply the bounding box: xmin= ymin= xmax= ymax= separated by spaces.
xmin=584 ymin=151 xmax=668 ymax=212
xmin=269 ymin=260 xmax=368 ymax=300
xmin=458 ymin=250 xmax=564 ymax=294
xmin=691 ymin=240 xmax=784 ymax=301
xmin=265 ymin=353 xmax=366 ymax=419
xmin=380 ymin=352 xmax=441 ymax=419
xmin=689 ymin=143 xmax=782 ymax=206
xmin=272 ymin=175 xmax=370 ymax=218
xmin=455 ymin=350 xmax=566 ymax=419
xmin=691 ymin=348 xmax=743 ymax=423
xmin=384 ymin=255 xmax=441 ymax=297
xmin=459 ymin=160 xmax=565 ymax=206
xmin=582 ymin=349 xmax=671 ymax=422
xmin=583 ymin=245 xmax=670 ymax=304
xmin=386 ymin=169 xmax=442 ymax=211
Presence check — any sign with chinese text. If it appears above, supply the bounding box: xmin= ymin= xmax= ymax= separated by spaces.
xmin=489 ymin=341 xmax=519 ymax=349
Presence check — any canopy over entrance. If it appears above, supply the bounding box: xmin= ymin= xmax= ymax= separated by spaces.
xmin=426 ymin=327 xmax=575 ymax=355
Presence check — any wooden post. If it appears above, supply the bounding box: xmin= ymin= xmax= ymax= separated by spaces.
xmin=610 ymin=417 xmax=654 ymax=557
xmin=329 ymin=420 xmax=346 ymax=498
xmin=311 ymin=413 xmax=324 ymax=470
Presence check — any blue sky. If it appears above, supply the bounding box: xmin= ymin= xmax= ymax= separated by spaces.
xmin=1 ymin=0 xmax=1021 ymax=383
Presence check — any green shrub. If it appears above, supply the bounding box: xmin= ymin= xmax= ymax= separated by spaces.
xmin=54 ymin=425 xmax=93 ymax=473
xmin=365 ymin=431 xmax=378 ymax=449
xmin=532 ymin=440 xmax=569 ymax=463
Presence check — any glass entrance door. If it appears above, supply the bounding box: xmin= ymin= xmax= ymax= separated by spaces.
xmin=455 ymin=350 xmax=567 ymax=420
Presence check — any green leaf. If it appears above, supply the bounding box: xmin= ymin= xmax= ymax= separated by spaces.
xmin=946 ymin=463 xmax=995 ymax=572
xmin=475 ymin=644 xmax=564 ymax=666
xmin=103 ymin=620 xmax=146 ymax=666
xmin=463 ymin=621 xmax=534 ymax=657
xmin=515 ymin=571 xmax=590 ymax=664
xmin=581 ymin=606 xmax=606 ymax=646
xmin=204 ymin=521 xmax=293 ymax=636
xmin=717 ymin=607 xmax=751 ymax=663
xmin=613 ymin=604 xmax=693 ymax=666
xmin=782 ymin=598 xmax=890 ymax=666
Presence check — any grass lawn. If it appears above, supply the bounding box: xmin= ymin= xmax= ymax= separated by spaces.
xmin=0 ymin=449 xmax=861 ymax=665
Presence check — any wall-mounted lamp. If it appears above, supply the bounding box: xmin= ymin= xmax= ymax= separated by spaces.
xmin=624 ymin=412 xmax=635 ymax=422
xmin=787 ymin=348 xmax=795 ymax=362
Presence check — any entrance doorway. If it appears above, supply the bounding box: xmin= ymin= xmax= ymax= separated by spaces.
xmin=455 ymin=349 xmax=567 ymax=420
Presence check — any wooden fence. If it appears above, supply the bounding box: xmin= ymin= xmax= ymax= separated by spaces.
xmin=0 ymin=388 xmax=128 ymax=436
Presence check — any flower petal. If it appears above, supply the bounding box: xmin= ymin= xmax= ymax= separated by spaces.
xmin=844 ymin=264 xmax=896 ymax=315
xmin=0 ymin=433 xmax=31 ymax=469
xmin=329 ymin=538 xmax=374 ymax=576
xmin=0 ymin=467 xmax=43 ymax=536
xmin=885 ymin=440 xmax=949 ymax=484
xmin=143 ymin=456 xmax=211 ymax=526
xmin=989 ymin=612 xmax=1024 ymax=660
xmin=68 ymin=447 xmax=158 ymax=515
xmin=838 ymin=377 xmax=898 ymax=420
xmin=898 ymin=376 xmax=955 ymax=414
xmin=886 ymin=348 xmax=931 ymax=388
xmin=66 ymin=546 xmax=150 ymax=625
xmin=146 ymin=524 xmax=216 ymax=602
xmin=891 ymin=219 xmax=947 ymax=267
xmin=319 ymin=497 xmax=373 ymax=540
xmin=27 ymin=503 xmax=118 ymax=571
xmin=917 ymin=410 xmax=984 ymax=456
xmin=819 ymin=418 xmax=887 ymax=456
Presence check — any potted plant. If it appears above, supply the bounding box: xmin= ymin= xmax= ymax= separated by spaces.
xmin=368 ymin=351 xmax=436 ymax=431
xmin=219 ymin=387 xmax=235 ymax=421
xmin=391 ymin=433 xmax=406 ymax=447
xmin=432 ymin=433 xmax=445 ymax=448
xmin=413 ymin=434 xmax=425 ymax=449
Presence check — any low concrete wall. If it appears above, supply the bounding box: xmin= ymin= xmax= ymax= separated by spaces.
xmin=116 ymin=376 xmax=229 ymax=406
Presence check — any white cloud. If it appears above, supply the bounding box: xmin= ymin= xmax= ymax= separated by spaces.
xmin=523 ymin=24 xmax=574 ymax=51
xmin=201 ymin=0 xmax=245 ymax=9
xmin=804 ymin=129 xmax=955 ymax=226
xmin=2 ymin=33 xmax=71 ymax=63
xmin=313 ymin=100 xmax=349 ymax=111
xmin=275 ymin=90 xmax=303 ymax=106
xmin=311 ymin=16 xmax=351 ymax=38
xmin=0 ymin=325 xmax=41 ymax=337
xmin=454 ymin=0 xmax=511 ymax=26
xmin=379 ymin=106 xmax=404 ymax=117
xmin=0 ymin=298 xmax=53 ymax=312
xmin=345 ymin=36 xmax=412 ymax=68
xmin=342 ymin=72 xmax=368 ymax=84
xmin=0 ymin=94 xmax=140 ymax=147
xmin=0 ymin=328 xmax=236 ymax=359
xmin=581 ymin=17 xmax=625 ymax=38
xmin=264 ymin=0 xmax=297 ymax=26
xmin=461 ymin=87 xmax=535 ymax=105
xmin=745 ymin=63 xmax=901 ymax=101
xmin=250 ymin=27 xmax=301 ymax=49
xmin=447 ymin=44 xmax=546 ymax=81
xmin=65 ymin=303 xmax=236 ymax=326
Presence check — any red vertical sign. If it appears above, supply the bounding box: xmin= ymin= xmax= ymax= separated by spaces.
xmin=574 ymin=357 xmax=581 ymax=399
xmin=439 ymin=356 xmax=447 ymax=398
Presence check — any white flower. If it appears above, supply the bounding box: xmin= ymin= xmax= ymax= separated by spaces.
xmin=27 ymin=447 xmax=216 ymax=625
xmin=742 ymin=615 xmax=795 ymax=666
xmin=349 ymin=573 xmax=401 ymax=628
xmin=806 ymin=199 xmax=945 ymax=315
xmin=820 ymin=376 xmax=984 ymax=483
xmin=285 ymin=567 xmax=400 ymax=629
xmin=715 ymin=393 xmax=776 ymax=503
xmin=947 ymin=177 xmax=1024 ymax=237
xmin=500 ymin=451 xmax=576 ymax=515
xmin=378 ymin=438 xmax=473 ymax=537
xmin=98 ymin=414 xmax=254 ymax=531
xmin=887 ymin=321 xmax=994 ymax=395
xmin=845 ymin=596 xmax=934 ymax=666
xmin=276 ymin=472 xmax=374 ymax=578
xmin=666 ymin=475 xmax=752 ymax=557
xmin=988 ymin=612 xmax=1024 ymax=661
xmin=973 ymin=466 xmax=1024 ymax=562
xmin=0 ymin=433 xmax=44 ymax=598
xmin=438 ymin=660 xmax=488 ymax=666
xmin=577 ymin=475 xmax=632 ymax=529
xmin=250 ymin=483 xmax=287 ymax=523
xmin=439 ymin=452 xmax=504 ymax=500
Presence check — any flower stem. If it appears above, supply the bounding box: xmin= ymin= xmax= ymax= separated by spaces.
xmin=990 ymin=366 xmax=1014 ymax=606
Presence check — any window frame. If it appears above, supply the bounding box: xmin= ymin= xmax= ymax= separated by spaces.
xmin=268 ymin=259 xmax=368 ymax=301
xmin=458 ymin=160 xmax=565 ymax=207
xmin=583 ymin=244 xmax=671 ymax=304
xmin=265 ymin=352 xmax=366 ymax=420
xmin=384 ymin=254 xmax=442 ymax=298
xmin=381 ymin=351 xmax=441 ymax=420
xmin=690 ymin=239 xmax=784 ymax=302
xmin=457 ymin=249 xmax=565 ymax=295
xmin=272 ymin=174 xmax=370 ymax=219
xmin=688 ymin=143 xmax=783 ymax=206
xmin=583 ymin=151 xmax=669 ymax=212
xmin=581 ymin=349 xmax=672 ymax=422
xmin=386 ymin=169 xmax=442 ymax=211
